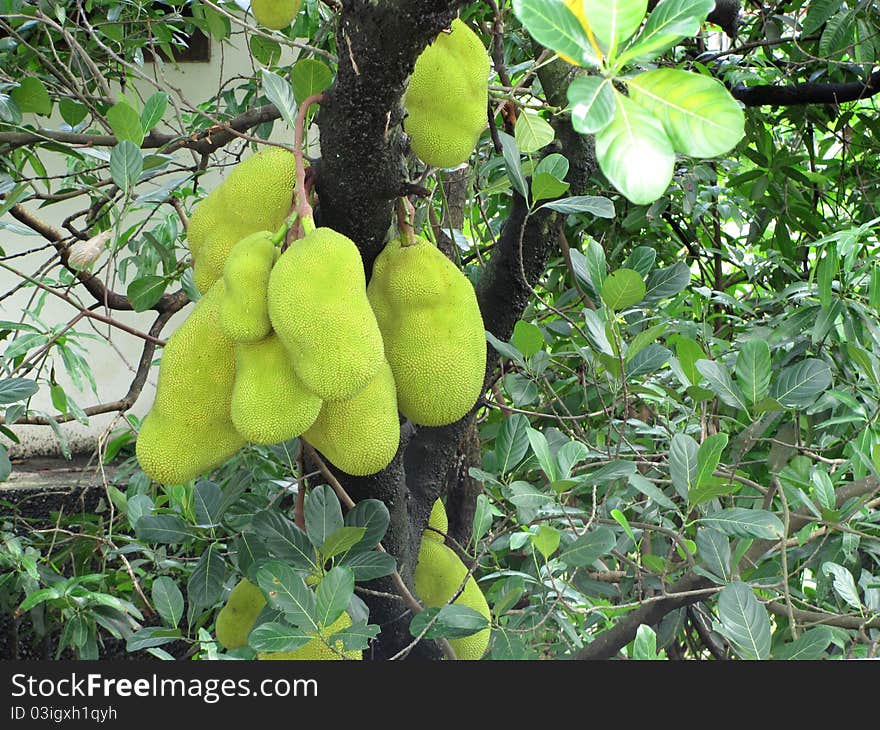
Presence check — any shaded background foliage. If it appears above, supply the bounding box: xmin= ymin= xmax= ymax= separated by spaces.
xmin=1 ymin=0 xmax=879 ymax=660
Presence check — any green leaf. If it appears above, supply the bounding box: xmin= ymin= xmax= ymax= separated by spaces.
xmin=249 ymin=35 xmax=282 ymax=66
xmin=627 ymin=344 xmax=671 ymax=378
xmin=643 ymin=262 xmax=690 ymax=304
xmin=499 ymin=132 xmax=528 ymax=200
xmin=601 ymin=268 xmax=646 ymax=310
xmin=696 ymin=528 xmax=730 ymax=582
xmin=515 ymin=110 xmax=555 ymax=153
xmin=140 ymin=92 xmax=168 ymax=133
xmin=106 ymin=101 xmax=144 ymax=145
xmin=620 ymin=0 xmax=715 ymax=63
xmin=250 ymin=510 xmax=315 ymax=570
xmin=58 ymin=98 xmax=87 ymax=127
xmin=526 ymin=427 xmax=558 ymax=482
xmin=669 ymin=433 xmax=698 ymax=500
xmin=0 ymin=94 xmax=22 ymax=124
xmin=632 ymin=624 xmax=665 ymax=660
xmin=109 ymin=141 xmax=143 ymax=192
xmin=344 ymin=499 xmax=390 ymax=553
xmin=151 ymin=577 xmax=184 ymax=628
xmin=541 ymin=195 xmax=615 ymax=217
xmin=192 ymin=480 xmax=223 ymax=527
xmin=186 ymin=544 xmax=225 ymax=610
xmin=261 ymin=69 xmax=297 ymax=130
xmin=689 ymin=433 xmax=730 ymax=506
xmin=409 ymin=605 xmax=489 ymax=640
xmin=531 ymin=173 xmax=570 ymax=203
xmin=532 ymin=525 xmax=561 ymax=560
xmin=315 ymin=567 xmax=355 ymax=628
xmin=512 ymin=320 xmax=544 ymax=358
xmin=699 ymin=508 xmax=784 ymax=539
xmin=771 ymin=359 xmax=832 ymax=409
xmin=534 ymin=153 xmax=570 ymax=181
xmin=817 ymin=242 xmax=838 ymax=309
xmin=595 ymin=92 xmax=674 ymax=205
xmin=496 ymin=414 xmax=531 ymax=474
xmin=568 ymin=76 xmax=616 ymax=134
xmin=11 ymin=77 xmax=52 ymax=116
xmin=628 ymin=69 xmax=744 ymax=158
xmin=716 ymin=582 xmax=771 ymax=660
xmin=624 ymin=246 xmax=656 ymax=277
xmin=559 ymin=526 xmax=616 ymax=566
xmin=319 ymin=526 xmax=367 ymax=560
xmin=248 ymin=622 xmax=312 ymax=653
xmin=135 ymin=515 xmax=191 ymax=544
xmin=125 ymin=627 xmax=181 ymax=652
xmin=0 ymin=444 xmax=11 ymax=482
xmin=291 ymin=58 xmax=333 ymax=105
xmin=329 ymin=619 xmax=380 ymax=652
xmin=126 ymin=275 xmax=166 ymax=312
xmin=512 ymin=0 xmax=600 ymax=68
xmin=339 ymin=551 xmax=397 ymax=582
xmin=696 ymin=359 xmax=749 ymax=412
xmin=774 ymin=626 xmax=834 ymax=660
xmin=581 ymin=0 xmax=648 ymax=56
xmin=0 ymin=378 xmax=39 ymax=404
xmin=256 ymin=560 xmax=317 ymax=631
xmin=736 ymin=340 xmax=771 ymax=405
xmin=821 ymin=562 xmax=862 ymax=610
xmin=304 ymin=484 xmax=344 ymax=550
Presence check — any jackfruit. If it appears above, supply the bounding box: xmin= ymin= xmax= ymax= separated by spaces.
xmin=425 ymin=498 xmax=448 ymax=543
xmin=251 ymin=0 xmax=302 ymax=30
xmin=215 ymin=579 xmax=266 ymax=650
xmin=303 ymin=360 xmax=400 ymax=476
xmin=403 ymin=18 xmax=489 ymax=168
xmin=219 ymin=231 xmax=276 ymax=343
xmin=414 ymin=538 xmax=491 ymax=660
xmin=267 ymin=227 xmax=384 ymax=401
xmin=367 ymin=236 xmax=486 ymax=426
xmin=136 ymin=281 xmax=245 ymax=485
xmin=258 ymin=612 xmax=362 ymax=660
xmin=231 ymin=334 xmax=322 ymax=444
xmin=187 ymin=147 xmax=297 ymax=293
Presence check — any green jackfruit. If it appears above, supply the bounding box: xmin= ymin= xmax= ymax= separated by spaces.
xmin=367 ymin=236 xmax=486 ymax=426
xmin=188 ymin=147 xmax=297 ymax=293
xmin=219 ymin=231 xmax=276 ymax=343
xmin=251 ymin=0 xmax=302 ymax=30
xmin=258 ymin=612 xmax=362 ymax=660
xmin=267 ymin=227 xmax=385 ymax=401
xmin=231 ymin=334 xmax=322 ymax=445
xmin=425 ymin=498 xmax=448 ymax=543
xmin=136 ymin=281 xmax=245 ymax=485
xmin=215 ymin=579 xmax=266 ymax=650
xmin=303 ymin=360 xmax=399 ymax=476
xmin=414 ymin=538 xmax=491 ymax=660
xmin=403 ymin=19 xmax=489 ymax=168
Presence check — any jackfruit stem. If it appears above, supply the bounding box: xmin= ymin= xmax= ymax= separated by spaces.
xmin=396 ymin=197 xmax=417 ymax=247
xmin=294 ymin=93 xmax=326 ymax=226
xmin=300 ymin=216 xmax=316 ymax=235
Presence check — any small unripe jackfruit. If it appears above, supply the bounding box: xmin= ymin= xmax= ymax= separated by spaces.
xmin=251 ymin=0 xmax=302 ymax=30
xmin=136 ymin=282 xmax=245 ymax=485
xmin=403 ymin=19 xmax=489 ymax=168
xmin=267 ymin=227 xmax=385 ymax=401
xmin=215 ymin=579 xmax=266 ymax=650
xmin=258 ymin=612 xmax=362 ymax=660
xmin=425 ymin=499 xmax=448 ymax=543
xmin=219 ymin=231 xmax=276 ymax=343
xmin=188 ymin=147 xmax=296 ymax=293
xmin=231 ymin=334 xmax=322 ymax=444
xmin=414 ymin=538 xmax=491 ymax=660
xmin=367 ymin=236 xmax=486 ymax=426
xmin=303 ymin=361 xmax=400 ymax=476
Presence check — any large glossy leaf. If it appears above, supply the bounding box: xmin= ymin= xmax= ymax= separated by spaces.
xmin=688 ymin=433 xmax=730 ymax=506
xmin=151 ymin=577 xmax=184 ymax=628
xmin=696 ymin=359 xmax=749 ymax=412
xmin=695 ymin=528 xmax=730 ymax=582
xmin=315 ymin=567 xmax=355 ymax=628
xmin=186 ymin=544 xmax=225 ymax=610
xmin=771 ymin=359 xmax=832 ymax=409
xmin=595 ymin=92 xmax=674 ymax=205
xmin=559 ymin=526 xmax=616 ymax=566
xmin=668 ymin=433 xmax=697 ymax=500
xmin=344 ymin=498 xmax=389 ymax=553
xmin=580 ymin=0 xmax=648 ymax=56
xmin=619 ymin=0 xmax=715 ymax=63
xmin=248 ymin=622 xmax=312 ymax=653
xmin=568 ymin=76 xmax=615 ymax=134
xmin=304 ymin=484 xmax=344 ymax=550
xmin=496 ymin=414 xmax=531 ymax=474
xmin=251 ymin=510 xmax=315 ymax=569
xmin=601 ymin=268 xmax=646 ymax=311
xmin=409 ymin=605 xmax=489 ymax=639
xmin=642 ymin=262 xmax=690 ymax=304
xmin=256 ymin=560 xmax=317 ymax=631
xmin=699 ymin=508 xmax=784 ymax=539
xmin=716 ymin=582 xmax=771 ymax=660
xmin=626 ymin=343 xmax=671 ymax=378
xmin=512 ymin=0 xmax=601 ymax=67
xmin=774 ymin=626 xmax=834 ymax=660
xmin=628 ymin=69 xmax=745 ymax=158
xmin=735 ymin=340 xmax=772 ymax=405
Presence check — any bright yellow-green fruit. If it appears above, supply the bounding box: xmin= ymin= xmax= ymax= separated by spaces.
xmin=251 ymin=0 xmax=302 ymax=30
xmin=219 ymin=231 xmax=276 ymax=343
xmin=267 ymin=227 xmax=385 ymax=401
xmin=230 ymin=334 xmax=322 ymax=444
xmin=303 ymin=361 xmax=399 ymax=476
xmin=367 ymin=236 xmax=486 ymax=426
xmin=425 ymin=498 xmax=448 ymax=543
xmin=215 ymin=579 xmax=266 ymax=650
xmin=258 ymin=613 xmax=362 ymax=660
xmin=187 ymin=147 xmax=297 ymax=293
xmin=136 ymin=282 xmax=245 ymax=485
xmin=403 ymin=18 xmax=489 ymax=168
xmin=414 ymin=538 xmax=491 ymax=660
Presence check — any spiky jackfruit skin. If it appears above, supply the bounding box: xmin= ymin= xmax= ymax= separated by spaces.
xmin=258 ymin=613 xmax=362 ymax=660
xmin=425 ymin=498 xmax=448 ymax=543
xmin=231 ymin=334 xmax=322 ymax=444
xmin=267 ymin=227 xmax=384 ymax=401
xmin=187 ymin=147 xmax=296 ymax=293
xmin=414 ymin=539 xmax=491 ymax=660
xmin=136 ymin=282 xmax=245 ymax=485
xmin=220 ymin=231 xmax=276 ymax=343
xmin=251 ymin=0 xmax=302 ymax=30
xmin=403 ymin=18 xmax=489 ymax=168
xmin=367 ymin=236 xmax=486 ymax=426
xmin=303 ymin=361 xmax=400 ymax=476
xmin=215 ymin=579 xmax=266 ymax=650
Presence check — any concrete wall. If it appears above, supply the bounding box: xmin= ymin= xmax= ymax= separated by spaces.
xmin=2 ymin=18 xmax=297 ymax=458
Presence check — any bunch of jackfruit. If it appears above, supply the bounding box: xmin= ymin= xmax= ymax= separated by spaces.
xmin=137 ymin=147 xmax=486 ymax=484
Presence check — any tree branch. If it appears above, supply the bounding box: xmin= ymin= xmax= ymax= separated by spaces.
xmin=732 ymin=69 xmax=880 ymax=107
